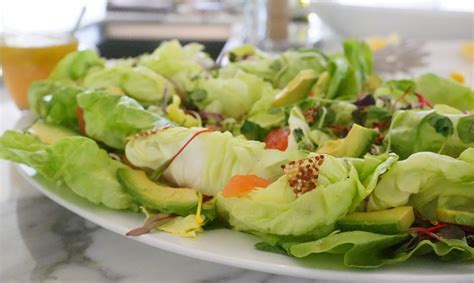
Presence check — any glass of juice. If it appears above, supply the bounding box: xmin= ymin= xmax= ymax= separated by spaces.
xmin=0 ymin=33 xmax=78 ymax=109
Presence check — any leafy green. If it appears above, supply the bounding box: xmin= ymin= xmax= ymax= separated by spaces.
xmin=196 ymin=68 xmax=276 ymax=119
xmin=77 ymin=91 xmax=169 ymax=149
xmin=415 ymin=73 xmax=474 ymax=111
xmin=84 ymin=65 xmax=174 ymax=104
xmin=289 ymin=231 xmax=473 ymax=268
xmin=240 ymin=120 xmax=268 ymax=141
xmin=343 ymin=39 xmax=373 ymax=91
xmin=457 ymin=115 xmax=474 ymax=143
xmin=48 ymin=50 xmax=104 ymax=82
xmin=386 ymin=109 xmax=474 ymax=158
xmin=0 ymin=131 xmax=136 ymax=209
xmin=27 ymin=81 xmax=83 ymax=131
xmin=271 ymin=50 xmax=328 ymax=89
xmin=326 ymin=55 xmax=358 ymax=100
xmin=368 ymin=148 xmax=474 ymax=221
xmin=165 ymin=95 xmax=200 ymax=127
xmin=216 ymin=154 xmax=367 ymax=237
xmin=140 ymin=40 xmax=213 ymax=91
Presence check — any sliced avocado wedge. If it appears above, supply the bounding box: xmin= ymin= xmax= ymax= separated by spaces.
xmin=117 ymin=167 xmax=198 ymax=216
xmin=272 ymin=69 xmax=318 ymax=107
xmin=318 ymin=124 xmax=377 ymax=158
xmin=28 ymin=120 xmax=78 ymax=145
xmin=436 ymin=208 xmax=474 ymax=226
xmin=336 ymin=206 xmax=415 ymax=235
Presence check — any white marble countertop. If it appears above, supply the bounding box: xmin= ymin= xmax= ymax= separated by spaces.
xmin=0 ymin=85 xmax=334 ymax=283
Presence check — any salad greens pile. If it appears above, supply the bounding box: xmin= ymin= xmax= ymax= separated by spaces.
xmin=1 ymin=39 xmax=473 ymax=268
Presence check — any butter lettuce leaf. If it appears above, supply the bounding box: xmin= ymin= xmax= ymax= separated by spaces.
xmin=48 ymin=49 xmax=104 ymax=82
xmin=415 ymin=73 xmax=474 ymax=111
xmin=195 ymin=68 xmax=276 ymax=119
xmin=0 ymin=131 xmax=136 ymax=209
xmin=289 ymin=231 xmax=473 ymax=268
xmin=216 ymin=154 xmax=367 ymax=237
xmin=28 ymin=81 xmax=83 ymax=131
xmin=77 ymin=91 xmax=170 ymax=149
xmin=368 ymin=148 xmax=474 ymax=220
xmin=140 ymin=40 xmax=213 ymax=91
xmin=386 ymin=109 xmax=474 ymax=159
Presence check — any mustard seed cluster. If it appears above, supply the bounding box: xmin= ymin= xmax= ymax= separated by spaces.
xmin=281 ymin=155 xmax=325 ymax=196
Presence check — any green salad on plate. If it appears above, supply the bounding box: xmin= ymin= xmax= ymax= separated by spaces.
xmin=1 ymin=39 xmax=473 ymax=268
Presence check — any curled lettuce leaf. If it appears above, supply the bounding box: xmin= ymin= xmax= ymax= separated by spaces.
xmin=195 ymin=69 xmax=276 ymax=119
xmin=325 ymin=55 xmax=358 ymax=100
xmin=289 ymin=231 xmax=473 ymax=268
xmin=125 ymin=127 xmax=305 ymax=196
xmin=84 ymin=65 xmax=174 ymax=104
xmin=368 ymin=148 xmax=474 ymax=220
xmin=386 ymin=109 xmax=474 ymax=159
xmin=48 ymin=50 xmax=104 ymax=82
xmin=216 ymin=154 xmax=368 ymax=237
xmin=416 ymin=73 xmax=474 ymax=111
xmin=140 ymin=40 xmax=213 ymax=91
xmin=166 ymin=95 xmax=200 ymax=127
xmin=77 ymin=91 xmax=169 ymax=149
xmin=0 ymin=131 xmax=136 ymax=209
xmin=28 ymin=81 xmax=82 ymax=131
xmin=271 ymin=50 xmax=327 ymax=89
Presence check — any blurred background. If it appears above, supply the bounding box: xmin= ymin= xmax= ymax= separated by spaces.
xmin=0 ymin=0 xmax=473 ymax=82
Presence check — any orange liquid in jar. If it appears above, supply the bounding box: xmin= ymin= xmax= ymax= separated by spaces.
xmin=0 ymin=34 xmax=78 ymax=109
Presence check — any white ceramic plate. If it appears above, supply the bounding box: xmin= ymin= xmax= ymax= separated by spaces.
xmin=13 ymin=114 xmax=474 ymax=281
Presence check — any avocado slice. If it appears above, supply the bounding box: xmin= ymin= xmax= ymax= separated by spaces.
xmin=336 ymin=206 xmax=415 ymax=235
xmin=272 ymin=69 xmax=318 ymax=107
xmin=436 ymin=208 xmax=474 ymax=226
xmin=317 ymin=124 xmax=377 ymax=158
xmin=117 ymin=167 xmax=198 ymax=216
xmin=28 ymin=120 xmax=78 ymax=145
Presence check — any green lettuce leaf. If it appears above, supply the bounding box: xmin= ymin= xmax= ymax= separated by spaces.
xmin=195 ymin=69 xmax=276 ymax=119
xmin=77 ymin=91 xmax=169 ymax=149
xmin=27 ymin=81 xmax=83 ymax=131
xmin=84 ymin=65 xmax=174 ymax=104
xmin=386 ymin=109 xmax=474 ymax=159
xmin=272 ymin=50 xmax=328 ymax=89
xmin=140 ymin=40 xmax=213 ymax=91
xmin=48 ymin=49 xmax=104 ymax=82
xmin=289 ymin=231 xmax=473 ymax=268
xmin=368 ymin=148 xmax=474 ymax=220
xmin=343 ymin=39 xmax=373 ymax=92
xmin=216 ymin=154 xmax=366 ymax=237
xmin=0 ymin=131 xmax=136 ymax=209
xmin=415 ymin=73 xmax=474 ymax=111
xmin=326 ymin=55 xmax=358 ymax=100
xmin=125 ymin=127 xmax=306 ymax=196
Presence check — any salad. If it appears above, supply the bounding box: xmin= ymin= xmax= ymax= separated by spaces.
xmin=1 ymin=39 xmax=473 ymax=268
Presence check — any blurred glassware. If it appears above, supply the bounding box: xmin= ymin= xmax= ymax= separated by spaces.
xmin=0 ymin=33 xmax=78 ymax=109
